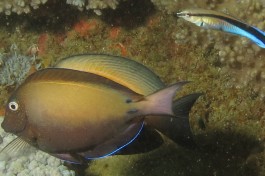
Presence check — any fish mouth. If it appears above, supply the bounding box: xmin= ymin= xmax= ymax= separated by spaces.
xmin=1 ymin=118 xmax=10 ymax=132
xmin=176 ymin=12 xmax=189 ymax=17
xmin=1 ymin=116 xmax=27 ymax=135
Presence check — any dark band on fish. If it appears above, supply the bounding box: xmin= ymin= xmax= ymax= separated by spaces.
xmin=23 ymin=68 xmax=143 ymax=99
xmin=186 ymin=13 xmax=265 ymax=45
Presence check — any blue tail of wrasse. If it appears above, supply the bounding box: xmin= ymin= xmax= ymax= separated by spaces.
xmin=176 ymin=9 xmax=265 ymax=48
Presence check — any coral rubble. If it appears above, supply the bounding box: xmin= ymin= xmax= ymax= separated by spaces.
xmin=0 ymin=118 xmax=75 ymax=176
xmin=0 ymin=44 xmax=40 ymax=88
xmin=0 ymin=0 xmax=121 ymax=15
xmin=67 ymin=0 xmax=120 ymax=15
xmin=0 ymin=0 xmax=47 ymax=15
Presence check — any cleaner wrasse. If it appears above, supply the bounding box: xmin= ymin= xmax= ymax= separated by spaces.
xmin=176 ymin=9 xmax=265 ymax=48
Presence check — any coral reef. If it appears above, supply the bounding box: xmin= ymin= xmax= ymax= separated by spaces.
xmin=67 ymin=0 xmax=120 ymax=15
xmin=154 ymin=0 xmax=265 ymax=101
xmin=0 ymin=0 xmax=122 ymax=15
xmin=0 ymin=0 xmax=47 ymax=15
xmin=0 ymin=44 xmax=40 ymax=88
xmin=0 ymin=0 xmax=264 ymax=175
xmin=0 ymin=118 xmax=75 ymax=176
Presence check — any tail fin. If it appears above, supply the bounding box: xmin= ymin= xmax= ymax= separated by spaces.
xmin=173 ymin=93 xmax=203 ymax=118
xmin=144 ymin=93 xmax=202 ymax=148
xmin=170 ymin=93 xmax=203 ymax=148
xmin=138 ymin=81 xmax=189 ymax=116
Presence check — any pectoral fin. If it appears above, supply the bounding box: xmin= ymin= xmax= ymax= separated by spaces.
xmin=0 ymin=137 xmax=33 ymax=160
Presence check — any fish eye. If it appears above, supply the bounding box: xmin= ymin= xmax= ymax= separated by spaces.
xmin=8 ymin=101 xmax=19 ymax=111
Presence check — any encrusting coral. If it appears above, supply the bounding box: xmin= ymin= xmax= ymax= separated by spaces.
xmin=0 ymin=118 xmax=75 ymax=176
xmin=0 ymin=0 xmax=121 ymax=15
xmin=0 ymin=44 xmax=40 ymax=88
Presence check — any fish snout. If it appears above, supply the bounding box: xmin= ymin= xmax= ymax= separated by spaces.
xmin=1 ymin=111 xmax=27 ymax=134
xmin=176 ymin=11 xmax=190 ymax=18
xmin=1 ymin=116 xmax=12 ymax=132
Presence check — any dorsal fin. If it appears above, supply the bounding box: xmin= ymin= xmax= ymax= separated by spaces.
xmin=55 ymin=54 xmax=165 ymax=95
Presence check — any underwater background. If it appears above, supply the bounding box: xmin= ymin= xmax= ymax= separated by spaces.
xmin=0 ymin=0 xmax=265 ymax=175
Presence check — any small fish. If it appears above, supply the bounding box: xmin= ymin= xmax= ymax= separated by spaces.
xmin=176 ymin=9 xmax=265 ymax=48
xmin=1 ymin=67 xmax=187 ymax=164
xmin=55 ymin=54 xmax=202 ymax=147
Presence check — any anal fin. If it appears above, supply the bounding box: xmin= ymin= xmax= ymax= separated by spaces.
xmin=51 ymin=153 xmax=87 ymax=164
xmin=79 ymin=122 xmax=144 ymax=159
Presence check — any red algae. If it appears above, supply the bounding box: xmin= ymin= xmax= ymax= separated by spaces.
xmin=73 ymin=20 xmax=97 ymax=37
xmin=109 ymin=27 xmax=121 ymax=39
xmin=37 ymin=33 xmax=49 ymax=56
xmin=114 ymin=43 xmax=128 ymax=57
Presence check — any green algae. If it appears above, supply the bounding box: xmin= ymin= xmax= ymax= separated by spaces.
xmin=0 ymin=0 xmax=264 ymax=175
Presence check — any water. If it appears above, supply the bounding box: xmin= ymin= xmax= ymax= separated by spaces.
xmin=0 ymin=0 xmax=265 ymax=175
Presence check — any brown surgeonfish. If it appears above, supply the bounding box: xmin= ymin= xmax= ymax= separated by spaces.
xmin=1 ymin=67 xmax=187 ymax=164
xmin=55 ymin=54 xmax=202 ymax=147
